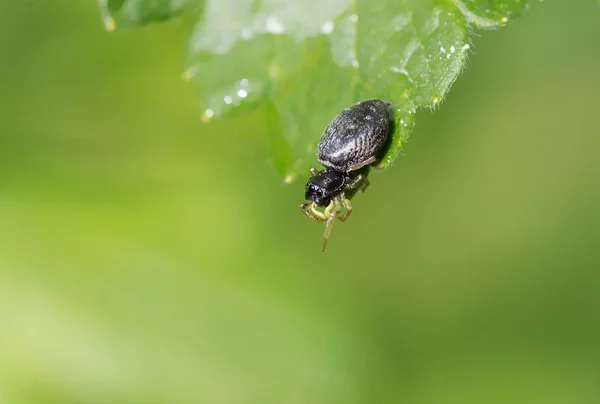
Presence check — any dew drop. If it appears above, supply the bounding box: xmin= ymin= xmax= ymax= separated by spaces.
xmin=237 ymin=89 xmax=248 ymax=98
xmin=224 ymin=95 xmax=233 ymax=104
xmin=202 ymin=109 xmax=214 ymax=122
xmin=266 ymin=16 xmax=284 ymax=34
xmin=321 ymin=21 xmax=334 ymax=34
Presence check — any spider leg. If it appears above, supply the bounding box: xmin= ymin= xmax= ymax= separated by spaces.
xmin=321 ymin=199 xmax=341 ymax=252
xmin=336 ymin=194 xmax=353 ymax=222
xmin=300 ymin=201 xmax=327 ymax=222
xmin=345 ymin=173 xmax=370 ymax=193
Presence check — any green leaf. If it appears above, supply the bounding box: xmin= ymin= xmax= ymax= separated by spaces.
xmin=97 ymin=0 xmax=201 ymax=29
xmin=99 ymin=0 xmax=526 ymax=182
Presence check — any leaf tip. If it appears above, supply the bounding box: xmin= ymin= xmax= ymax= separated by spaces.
xmin=103 ymin=16 xmax=116 ymax=32
xmin=181 ymin=68 xmax=197 ymax=81
xmin=284 ymin=174 xmax=295 ymax=184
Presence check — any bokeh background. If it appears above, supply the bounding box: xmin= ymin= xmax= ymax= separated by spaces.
xmin=1 ymin=1 xmax=600 ymax=403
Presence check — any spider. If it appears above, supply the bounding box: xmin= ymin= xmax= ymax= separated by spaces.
xmin=299 ymin=99 xmax=390 ymax=251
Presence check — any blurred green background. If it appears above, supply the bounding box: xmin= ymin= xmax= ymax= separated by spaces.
xmin=1 ymin=1 xmax=600 ymax=403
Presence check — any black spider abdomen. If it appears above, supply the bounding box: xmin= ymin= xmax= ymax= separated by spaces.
xmin=317 ymin=99 xmax=390 ymax=173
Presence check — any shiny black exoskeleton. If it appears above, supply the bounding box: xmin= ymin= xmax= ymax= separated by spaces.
xmin=317 ymin=99 xmax=390 ymax=173
xmin=304 ymin=99 xmax=390 ymax=206
xmin=304 ymin=170 xmax=345 ymax=207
